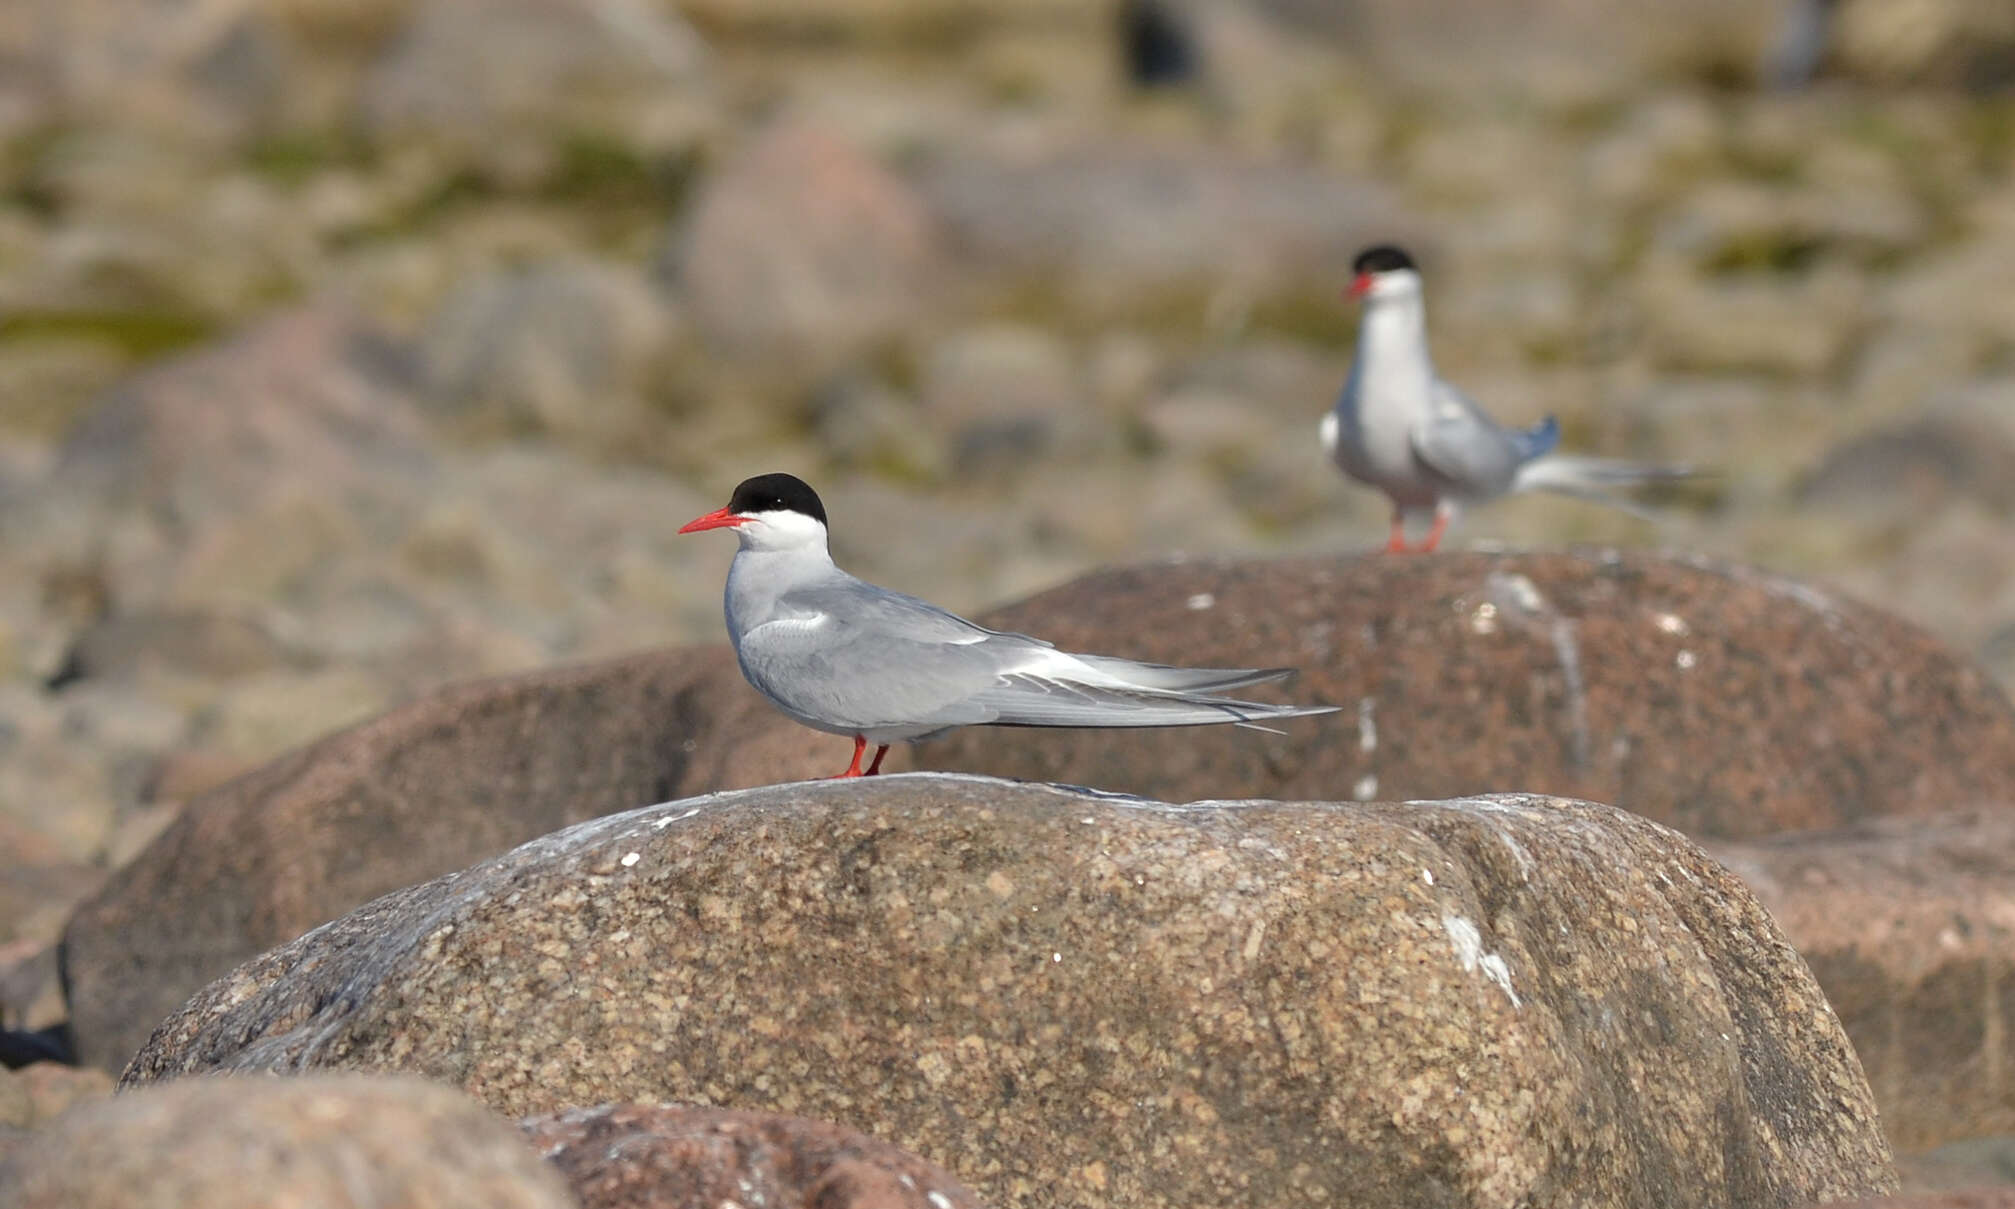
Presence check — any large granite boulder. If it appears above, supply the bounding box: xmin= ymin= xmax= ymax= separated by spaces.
xmin=61 ymin=644 xmax=818 ymax=1071
xmin=521 ymin=1102 xmax=988 ymax=1209
xmin=1708 ymin=810 xmax=2015 ymax=1153
xmin=934 ymin=550 xmax=2015 ymax=838
xmin=126 ymin=776 xmax=1894 ymax=1208
xmin=0 ymin=1073 xmax=574 ymax=1209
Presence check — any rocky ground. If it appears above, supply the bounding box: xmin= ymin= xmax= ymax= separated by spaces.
xmin=4 ymin=0 xmax=2015 ymax=1203
xmin=2 ymin=0 xmax=2015 ymax=949
xmin=4 ymin=550 xmax=2010 ymax=1207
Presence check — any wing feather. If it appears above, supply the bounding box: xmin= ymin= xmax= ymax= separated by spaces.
xmin=737 ymin=573 xmax=1336 ymax=734
xmin=1409 ymin=381 xmax=1527 ymax=498
xmin=971 ymin=674 xmax=1333 ymax=730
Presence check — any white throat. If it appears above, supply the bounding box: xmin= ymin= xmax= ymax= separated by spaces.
xmin=733 ymin=509 xmax=832 ymax=556
xmin=1356 ymin=277 xmax=1431 ymax=374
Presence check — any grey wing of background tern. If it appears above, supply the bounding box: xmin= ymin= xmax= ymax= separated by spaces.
xmin=1407 ymin=381 xmax=1534 ymax=499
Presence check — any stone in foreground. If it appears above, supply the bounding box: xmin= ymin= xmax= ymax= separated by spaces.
xmin=128 ymin=776 xmax=1894 ymax=1209
xmin=521 ymin=1102 xmax=987 ymax=1209
xmin=0 ymin=1073 xmax=573 ymax=1209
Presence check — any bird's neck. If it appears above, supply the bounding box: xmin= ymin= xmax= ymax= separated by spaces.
xmin=1356 ymin=295 xmax=1432 ymax=376
xmin=727 ymin=542 xmax=838 ymax=619
xmin=732 ymin=541 xmax=836 ymax=584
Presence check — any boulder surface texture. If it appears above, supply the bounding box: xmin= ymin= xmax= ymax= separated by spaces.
xmin=127 ymin=776 xmax=1895 ymax=1209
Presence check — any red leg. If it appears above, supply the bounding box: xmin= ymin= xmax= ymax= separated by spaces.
xmin=865 ymin=745 xmax=890 ymax=775
xmin=1419 ymin=510 xmax=1451 ymax=553
xmin=1385 ymin=512 xmax=1410 ymax=554
xmin=828 ymin=736 xmax=868 ymax=778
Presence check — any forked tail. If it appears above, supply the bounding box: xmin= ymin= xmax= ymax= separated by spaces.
xmin=1511 ymin=454 xmax=1697 ymax=518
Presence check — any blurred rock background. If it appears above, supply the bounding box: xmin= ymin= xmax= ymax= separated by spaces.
xmin=2 ymin=0 xmax=2014 ymax=1105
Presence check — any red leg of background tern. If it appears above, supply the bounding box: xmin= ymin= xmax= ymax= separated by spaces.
xmin=1385 ymin=512 xmax=1410 ymax=554
xmin=1419 ymin=510 xmax=1451 ymax=553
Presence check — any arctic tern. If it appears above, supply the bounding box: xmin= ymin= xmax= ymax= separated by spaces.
xmin=679 ymin=473 xmax=1338 ymax=777
xmin=1322 ymin=244 xmax=1692 ymax=553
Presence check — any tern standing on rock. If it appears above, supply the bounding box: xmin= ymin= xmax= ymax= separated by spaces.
xmin=680 ymin=473 xmax=1339 ymax=777
xmin=1322 ymin=244 xmax=1692 ymax=553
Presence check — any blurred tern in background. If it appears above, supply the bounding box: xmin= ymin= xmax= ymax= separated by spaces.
xmin=680 ymin=473 xmax=1338 ymax=777
xmin=1322 ymin=245 xmax=1694 ymax=553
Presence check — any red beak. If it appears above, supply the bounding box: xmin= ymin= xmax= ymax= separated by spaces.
xmin=1346 ymin=273 xmax=1374 ymax=300
xmin=677 ymin=507 xmax=749 ymax=534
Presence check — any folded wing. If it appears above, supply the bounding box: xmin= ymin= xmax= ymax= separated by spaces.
xmin=1409 ymin=381 xmax=1530 ymax=499
xmin=739 ymin=577 xmax=1336 ymax=734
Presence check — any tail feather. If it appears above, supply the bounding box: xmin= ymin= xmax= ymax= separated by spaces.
xmin=1071 ymin=657 xmax=1293 ymax=695
xmin=1512 ymin=454 xmax=1696 ymax=517
xmin=1512 ymin=415 xmax=1562 ymax=462
xmin=976 ymin=673 xmax=1340 ymax=731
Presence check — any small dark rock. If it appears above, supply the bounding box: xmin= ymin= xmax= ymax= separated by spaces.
xmin=1120 ymin=0 xmax=1201 ymax=87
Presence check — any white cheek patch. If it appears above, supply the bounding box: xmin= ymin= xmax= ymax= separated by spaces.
xmin=738 ymin=509 xmax=830 ymax=551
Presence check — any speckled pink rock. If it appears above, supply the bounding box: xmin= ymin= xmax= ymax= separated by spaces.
xmin=927 ymin=549 xmax=2015 ymax=839
xmin=125 ymin=776 xmax=1894 ymax=1209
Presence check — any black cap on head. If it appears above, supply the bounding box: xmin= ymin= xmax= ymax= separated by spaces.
xmin=1352 ymin=244 xmax=1417 ymax=275
xmin=727 ymin=473 xmax=827 ymax=524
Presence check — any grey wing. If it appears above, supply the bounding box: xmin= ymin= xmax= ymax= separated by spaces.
xmin=737 ymin=580 xmax=1048 ymax=731
xmin=1409 ymin=379 xmax=1525 ymax=499
xmin=742 ymin=578 xmax=1330 ymax=732
xmin=783 ymin=579 xmax=1055 ymax=649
